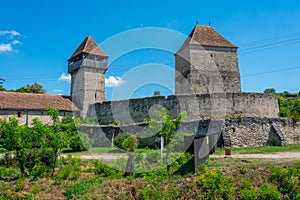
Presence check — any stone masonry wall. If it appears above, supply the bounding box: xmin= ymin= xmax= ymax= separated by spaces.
xmin=224 ymin=117 xmax=300 ymax=147
xmin=0 ymin=110 xmax=69 ymax=126
xmin=81 ymin=117 xmax=299 ymax=148
xmin=87 ymin=92 xmax=279 ymax=124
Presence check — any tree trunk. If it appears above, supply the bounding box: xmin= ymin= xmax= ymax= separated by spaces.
xmin=51 ymin=149 xmax=58 ymax=177
xmin=166 ymin=146 xmax=171 ymax=177
xmin=16 ymin=151 xmax=26 ymax=176
xmin=125 ymin=153 xmax=135 ymax=177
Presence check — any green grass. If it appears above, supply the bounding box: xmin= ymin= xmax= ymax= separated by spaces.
xmin=214 ymin=143 xmax=300 ymax=155
xmin=64 ymin=147 xmax=159 ymax=157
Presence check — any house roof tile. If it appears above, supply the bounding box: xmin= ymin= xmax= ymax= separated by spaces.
xmin=0 ymin=91 xmax=78 ymax=111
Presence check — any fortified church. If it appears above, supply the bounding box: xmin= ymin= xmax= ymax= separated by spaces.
xmin=68 ymin=25 xmax=299 ymax=148
xmin=0 ymin=25 xmax=299 ymax=149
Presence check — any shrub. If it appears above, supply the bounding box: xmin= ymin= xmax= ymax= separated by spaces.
xmin=197 ymin=168 xmax=234 ymax=200
xmin=0 ymin=166 xmax=21 ymax=180
xmin=30 ymin=162 xmax=51 ymax=178
xmin=93 ymin=160 xmax=121 ymax=178
xmin=145 ymin=151 xmax=160 ymax=164
xmin=114 ymin=133 xmax=131 ymax=149
xmin=69 ymin=131 xmax=91 ymax=151
xmin=57 ymin=156 xmax=82 ymax=180
xmin=240 ymin=189 xmax=259 ymax=200
xmin=258 ymin=183 xmax=281 ymax=200
xmin=270 ymin=166 xmax=300 ymax=199
xmin=64 ymin=177 xmax=103 ymax=199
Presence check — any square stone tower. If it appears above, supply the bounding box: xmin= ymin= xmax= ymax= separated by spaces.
xmin=68 ymin=36 xmax=108 ymax=117
xmin=175 ymin=25 xmax=241 ymax=94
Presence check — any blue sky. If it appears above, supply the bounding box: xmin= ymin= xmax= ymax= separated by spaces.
xmin=1 ymin=0 xmax=300 ymax=100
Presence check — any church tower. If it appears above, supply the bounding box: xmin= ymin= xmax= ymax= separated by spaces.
xmin=175 ymin=25 xmax=241 ymax=94
xmin=68 ymin=36 xmax=108 ymax=117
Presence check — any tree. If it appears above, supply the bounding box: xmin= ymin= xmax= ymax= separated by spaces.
xmin=114 ymin=133 xmax=138 ymax=176
xmin=153 ymin=90 xmax=161 ymax=96
xmin=264 ymin=88 xmax=276 ymax=94
xmin=122 ymin=135 xmax=138 ymax=176
xmin=15 ymin=82 xmax=46 ymax=94
xmin=145 ymin=108 xmax=186 ymax=175
xmin=0 ymin=85 xmax=6 ymax=91
xmin=0 ymin=117 xmax=30 ymax=175
xmin=46 ymin=106 xmax=67 ymax=176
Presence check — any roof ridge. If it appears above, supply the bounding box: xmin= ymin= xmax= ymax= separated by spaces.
xmin=0 ymin=91 xmax=63 ymax=97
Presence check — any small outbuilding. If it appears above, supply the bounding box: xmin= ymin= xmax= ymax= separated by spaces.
xmin=0 ymin=91 xmax=78 ymax=125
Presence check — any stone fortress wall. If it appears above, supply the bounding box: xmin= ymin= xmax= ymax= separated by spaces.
xmin=87 ymin=92 xmax=279 ymax=124
xmin=81 ymin=117 xmax=300 ymax=148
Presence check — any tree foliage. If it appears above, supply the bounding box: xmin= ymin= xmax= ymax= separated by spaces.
xmin=145 ymin=108 xmax=186 ymax=175
xmin=113 ymin=133 xmax=138 ymax=176
xmin=277 ymin=92 xmax=300 ymax=122
xmin=0 ymin=107 xmax=90 ymax=177
xmin=0 ymin=82 xmax=46 ymax=93
xmin=15 ymin=82 xmax=46 ymax=94
xmin=264 ymin=88 xmax=276 ymax=94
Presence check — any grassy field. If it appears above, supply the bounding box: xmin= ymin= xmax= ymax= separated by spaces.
xmin=2 ymin=144 xmax=300 ymax=199
xmin=1 ymin=155 xmax=299 ymax=199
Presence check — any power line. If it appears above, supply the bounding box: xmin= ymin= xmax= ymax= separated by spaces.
xmin=242 ymin=66 xmax=300 ymax=78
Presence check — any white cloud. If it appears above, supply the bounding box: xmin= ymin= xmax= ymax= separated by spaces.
xmin=0 ymin=43 xmax=12 ymax=53
xmin=0 ymin=30 xmax=22 ymax=54
xmin=0 ymin=30 xmax=20 ymax=38
xmin=53 ymin=89 xmax=63 ymax=93
xmin=58 ymin=73 xmax=71 ymax=83
xmin=105 ymin=76 xmax=125 ymax=87
xmin=12 ymin=40 xmax=22 ymax=45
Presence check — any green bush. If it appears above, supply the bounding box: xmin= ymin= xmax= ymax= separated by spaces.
xmin=69 ymin=131 xmax=91 ymax=151
xmin=64 ymin=177 xmax=103 ymax=199
xmin=0 ymin=166 xmax=21 ymax=180
xmin=258 ymin=183 xmax=281 ymax=200
xmin=30 ymin=162 xmax=50 ymax=178
xmin=270 ymin=166 xmax=300 ymax=199
xmin=240 ymin=189 xmax=258 ymax=200
xmin=57 ymin=156 xmax=82 ymax=180
xmin=145 ymin=151 xmax=160 ymax=164
xmin=93 ymin=160 xmax=121 ymax=178
xmin=197 ymin=168 xmax=234 ymax=200
xmin=114 ymin=133 xmax=131 ymax=149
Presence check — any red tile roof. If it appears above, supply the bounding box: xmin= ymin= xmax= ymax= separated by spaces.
xmin=0 ymin=92 xmax=78 ymax=111
xmin=177 ymin=25 xmax=238 ymax=55
xmin=68 ymin=36 xmax=108 ymax=61
xmin=188 ymin=25 xmax=237 ymax=48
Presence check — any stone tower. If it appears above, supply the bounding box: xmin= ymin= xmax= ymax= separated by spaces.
xmin=175 ymin=25 xmax=241 ymax=94
xmin=68 ymin=36 xmax=108 ymax=117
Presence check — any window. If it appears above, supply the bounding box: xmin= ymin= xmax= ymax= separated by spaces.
xmin=17 ymin=111 xmax=22 ymax=118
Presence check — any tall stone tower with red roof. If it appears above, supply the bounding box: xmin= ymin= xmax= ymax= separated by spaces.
xmin=175 ymin=25 xmax=241 ymax=94
xmin=68 ymin=36 xmax=108 ymax=116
